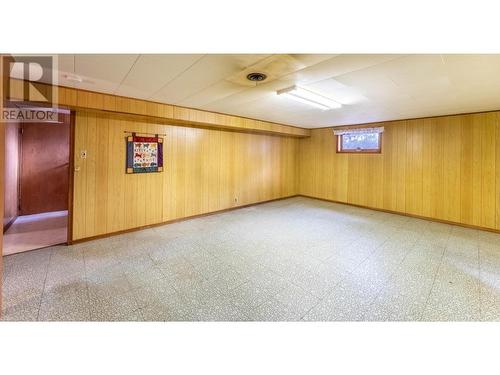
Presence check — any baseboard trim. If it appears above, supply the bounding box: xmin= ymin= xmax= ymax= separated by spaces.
xmin=298 ymin=194 xmax=500 ymax=235
xmin=18 ymin=193 xmax=500 ymax=246
xmin=71 ymin=195 xmax=300 ymax=244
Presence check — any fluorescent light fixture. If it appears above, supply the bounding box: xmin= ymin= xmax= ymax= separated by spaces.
xmin=277 ymin=85 xmax=342 ymax=110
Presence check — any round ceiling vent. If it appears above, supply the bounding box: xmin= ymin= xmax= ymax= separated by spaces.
xmin=246 ymin=72 xmax=267 ymax=82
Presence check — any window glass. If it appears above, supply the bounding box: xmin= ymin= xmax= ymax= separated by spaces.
xmin=339 ymin=132 xmax=380 ymax=152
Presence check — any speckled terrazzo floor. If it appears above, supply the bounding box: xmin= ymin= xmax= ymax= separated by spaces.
xmin=2 ymin=196 xmax=500 ymax=321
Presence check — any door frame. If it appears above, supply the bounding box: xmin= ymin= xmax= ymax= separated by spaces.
xmin=67 ymin=110 xmax=75 ymax=245
xmin=0 ymin=103 xmax=75 ymax=316
xmin=16 ymin=105 xmax=75 ymax=245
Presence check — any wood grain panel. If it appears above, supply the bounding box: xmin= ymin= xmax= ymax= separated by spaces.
xmin=382 ymin=121 xmax=407 ymax=212
xmin=460 ymin=114 xmax=474 ymax=225
xmin=481 ymin=114 xmax=497 ymax=229
xmin=471 ymin=114 xmax=484 ymax=226
xmin=430 ymin=117 xmax=445 ymax=220
xmin=298 ymin=111 xmax=500 ymax=231
xmin=405 ymin=119 xmax=423 ymax=216
xmin=442 ymin=116 xmax=461 ymax=222
xmin=421 ymin=119 xmax=432 ymax=218
xmin=73 ymin=111 xmax=299 ymax=240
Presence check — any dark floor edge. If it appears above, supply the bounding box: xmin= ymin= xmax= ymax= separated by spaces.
xmin=71 ymin=195 xmax=301 ymax=245
xmin=298 ymin=194 xmax=500 ymax=235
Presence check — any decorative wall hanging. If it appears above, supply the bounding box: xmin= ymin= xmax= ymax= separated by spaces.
xmin=126 ymin=133 xmax=163 ymax=173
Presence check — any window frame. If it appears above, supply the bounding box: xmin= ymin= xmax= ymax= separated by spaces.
xmin=336 ymin=130 xmax=382 ymax=154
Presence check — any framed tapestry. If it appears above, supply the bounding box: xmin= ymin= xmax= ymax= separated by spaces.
xmin=126 ymin=133 xmax=163 ymax=173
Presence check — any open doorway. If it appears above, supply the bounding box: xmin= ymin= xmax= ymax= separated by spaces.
xmin=3 ymin=108 xmax=72 ymax=255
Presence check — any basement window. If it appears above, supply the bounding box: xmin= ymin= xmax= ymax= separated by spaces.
xmin=334 ymin=127 xmax=384 ymax=153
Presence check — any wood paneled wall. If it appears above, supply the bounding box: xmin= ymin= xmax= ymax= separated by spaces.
xmin=299 ymin=112 xmax=500 ymax=231
xmin=73 ymin=111 xmax=299 ymax=240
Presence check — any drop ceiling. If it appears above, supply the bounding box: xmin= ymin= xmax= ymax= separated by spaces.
xmin=22 ymin=54 xmax=500 ymax=128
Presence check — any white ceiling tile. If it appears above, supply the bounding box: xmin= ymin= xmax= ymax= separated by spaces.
xmin=74 ymin=54 xmax=139 ymax=88
xmin=180 ymin=80 xmax=247 ymax=108
xmin=115 ymin=54 xmax=203 ymax=99
xmin=34 ymin=54 xmax=500 ymax=127
xmin=443 ymin=54 xmax=500 ymax=82
xmin=385 ymin=54 xmax=448 ymax=86
xmin=12 ymin=54 xmax=75 ymax=87
xmin=152 ymin=54 xmax=270 ymax=104
xmin=55 ymin=54 xmax=75 ymax=73
xmin=225 ymin=55 xmax=311 ymax=87
xmin=206 ymin=77 xmax=297 ymax=112
xmin=289 ymin=54 xmax=339 ymax=66
xmin=281 ymin=54 xmax=406 ymax=86
xmin=72 ymin=77 xmax=122 ymax=94
xmin=306 ymin=78 xmax=369 ymax=105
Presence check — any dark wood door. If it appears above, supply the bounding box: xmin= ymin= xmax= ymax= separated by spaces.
xmin=20 ymin=119 xmax=70 ymax=215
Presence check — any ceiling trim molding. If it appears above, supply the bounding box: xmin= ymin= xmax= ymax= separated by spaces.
xmin=6 ymin=79 xmax=310 ymax=138
xmin=320 ymin=108 xmax=500 ymax=130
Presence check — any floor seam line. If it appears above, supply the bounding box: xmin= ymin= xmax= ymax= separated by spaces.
xmin=362 ymin=241 xmax=417 ymax=319
xmin=478 ymin=246 xmax=482 ymax=320
xmin=82 ymin=248 xmax=92 ymax=320
xmin=36 ymin=250 xmax=53 ymax=321
xmin=419 ymin=239 xmax=448 ymax=321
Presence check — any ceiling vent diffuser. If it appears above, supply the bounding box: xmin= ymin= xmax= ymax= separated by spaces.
xmin=246 ymin=72 xmax=267 ymax=82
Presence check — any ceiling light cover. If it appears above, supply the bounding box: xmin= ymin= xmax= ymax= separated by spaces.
xmin=277 ymin=85 xmax=342 ymax=110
